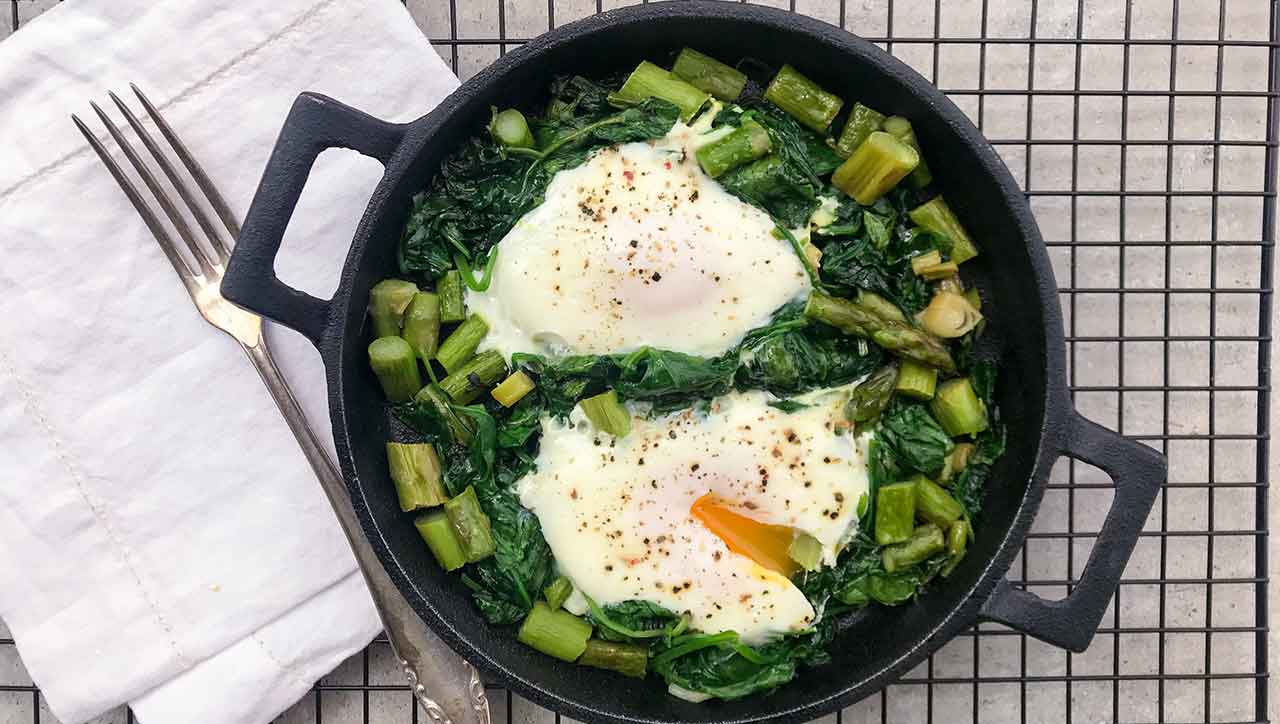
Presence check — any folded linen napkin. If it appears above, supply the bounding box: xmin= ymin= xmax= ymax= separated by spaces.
xmin=0 ymin=1 xmax=459 ymax=722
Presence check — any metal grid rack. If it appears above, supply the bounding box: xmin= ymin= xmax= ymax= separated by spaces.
xmin=0 ymin=0 xmax=1272 ymax=722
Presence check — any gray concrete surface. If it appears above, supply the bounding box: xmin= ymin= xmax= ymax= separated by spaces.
xmin=1 ymin=0 xmax=1272 ymax=722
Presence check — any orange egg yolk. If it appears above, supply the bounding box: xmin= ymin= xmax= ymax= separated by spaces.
xmin=690 ymin=493 xmax=800 ymax=577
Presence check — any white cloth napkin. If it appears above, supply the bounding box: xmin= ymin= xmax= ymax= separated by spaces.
xmin=0 ymin=1 xmax=459 ymax=722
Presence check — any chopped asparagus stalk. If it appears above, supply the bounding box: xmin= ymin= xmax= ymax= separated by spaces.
xmin=874 ymin=481 xmax=917 ymax=545
xmin=543 ymin=576 xmax=573 ymax=611
xmin=415 ymin=510 xmax=467 ymax=571
xmin=578 ymin=639 xmax=649 ymax=678
xmin=489 ymin=107 xmax=535 ymax=149
xmin=845 ymin=364 xmax=899 ymax=424
xmin=834 ymin=102 xmax=886 ymax=158
xmin=578 ymin=390 xmax=631 ymax=438
xmin=444 ymin=485 xmax=495 ymax=563
xmin=492 ymin=370 xmax=536 ymax=407
xmin=386 ymin=442 xmax=447 ymax=511
xmin=856 ymin=290 xmax=907 ymax=323
xmin=805 ymin=291 xmax=957 ymax=374
xmin=439 ymin=349 xmax=508 ymax=404
xmin=964 ymin=287 xmax=982 ymax=311
xmin=882 ymin=523 xmax=946 ymax=572
xmin=931 ymin=378 xmax=989 ymax=436
xmin=895 ymin=359 xmax=938 ymax=400
xmin=912 ymin=475 xmax=964 ymax=527
xmin=414 ymin=384 xmax=476 ymax=446
xmin=517 ymin=601 xmax=593 ymax=662
xmin=696 ymin=119 xmax=771 ymax=178
xmin=788 ymin=532 xmax=824 ymax=572
xmin=612 ymin=60 xmax=710 ymax=122
xmin=672 ymin=48 xmax=748 ymax=101
xmin=437 ymin=270 xmax=466 ymax=323
xmin=939 ymin=442 xmax=976 ymax=483
xmin=881 ymin=115 xmax=932 ymax=188
xmin=436 ymin=314 xmax=489 ymax=374
xmin=917 ymin=291 xmax=983 ymax=339
xmin=368 ymin=336 xmax=422 ymax=402
xmin=910 ymin=250 xmax=944 ymax=276
xmin=941 ymin=518 xmax=973 ymax=577
xmin=832 ymin=131 xmax=919 ymax=205
xmin=909 ymin=196 xmax=979 ymax=264
xmin=402 ymin=292 xmax=441 ymax=362
xmin=920 ymin=260 xmax=960 ymax=280
xmin=764 ymin=64 xmax=844 ymax=132
xmin=368 ymin=279 xmax=419 ymax=338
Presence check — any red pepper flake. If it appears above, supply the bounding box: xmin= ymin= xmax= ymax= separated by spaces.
xmin=664 ymin=161 xmax=672 ymax=170
xmin=623 ymin=170 xmax=635 ymax=182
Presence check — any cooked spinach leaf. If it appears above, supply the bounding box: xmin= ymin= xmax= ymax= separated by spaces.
xmin=876 ymin=401 xmax=954 ymax=475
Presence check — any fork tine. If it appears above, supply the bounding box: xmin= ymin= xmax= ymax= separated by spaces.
xmin=89 ymin=100 xmax=219 ymax=278
xmin=72 ymin=113 xmax=199 ymax=293
xmin=108 ymin=91 xmax=232 ymax=266
xmin=131 ymin=84 xmax=241 ymax=243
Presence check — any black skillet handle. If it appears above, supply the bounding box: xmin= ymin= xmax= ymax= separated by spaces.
xmin=977 ymin=412 xmax=1166 ymax=651
xmin=222 ymin=93 xmax=407 ymax=346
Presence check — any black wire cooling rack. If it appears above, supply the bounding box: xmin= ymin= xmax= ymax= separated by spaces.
xmin=0 ymin=0 xmax=1272 ymax=722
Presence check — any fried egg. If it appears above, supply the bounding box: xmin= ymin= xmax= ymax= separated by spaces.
xmin=466 ymin=120 xmax=811 ymax=359
xmin=517 ymin=386 xmax=870 ymax=644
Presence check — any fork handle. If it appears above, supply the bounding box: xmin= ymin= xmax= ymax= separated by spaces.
xmin=241 ymin=339 xmax=490 ymax=724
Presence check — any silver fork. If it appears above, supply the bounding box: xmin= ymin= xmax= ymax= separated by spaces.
xmin=73 ymin=86 xmax=489 ymax=724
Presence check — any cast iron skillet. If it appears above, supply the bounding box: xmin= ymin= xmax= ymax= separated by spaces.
xmin=222 ymin=3 xmax=1166 ymax=722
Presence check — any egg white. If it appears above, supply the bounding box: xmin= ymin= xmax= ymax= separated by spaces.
xmin=466 ymin=120 xmax=811 ymax=359
xmin=517 ymin=386 xmax=870 ymax=644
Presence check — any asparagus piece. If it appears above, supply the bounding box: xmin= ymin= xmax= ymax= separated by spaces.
xmin=788 ymin=532 xmax=824 ymax=572
xmin=489 ymin=107 xmax=535 ymax=149
xmin=910 ymin=250 xmax=944 ymax=276
xmin=386 ymin=442 xmax=447 ymax=511
xmin=413 ymin=384 xmax=476 ymax=446
xmin=578 ymin=639 xmax=649 ymax=678
xmin=439 ymin=350 xmax=508 ymax=404
xmin=612 ymin=60 xmax=710 ymax=122
xmin=415 ymin=510 xmax=468 ymax=571
xmin=578 ymin=389 xmax=631 ymax=438
xmin=832 ymin=131 xmax=919 ymax=205
xmin=912 ymin=475 xmax=964 ymax=527
xmin=874 ymin=481 xmax=917 ymax=545
xmin=696 ymin=119 xmax=771 ymax=178
xmin=883 ymin=523 xmax=946 ymax=573
xmin=918 ymin=291 xmax=983 ymax=339
xmin=856 ymin=290 xmax=907 ymax=323
xmin=402 ymin=291 xmax=441 ymax=362
xmin=931 ymin=378 xmax=989 ymax=436
xmin=672 ymin=48 xmax=748 ymax=101
xmin=940 ymin=442 xmax=976 ymax=483
xmin=834 ymin=102 xmax=886 ymax=158
xmin=368 ymin=279 xmax=419 ymax=338
xmin=543 ymin=576 xmax=573 ymax=611
xmin=436 ymin=314 xmax=489 ymax=374
xmin=764 ymin=64 xmax=844 ymax=132
xmin=920 ymin=260 xmax=960 ymax=281
xmin=517 ymin=601 xmax=593 ymax=662
xmin=909 ymin=196 xmax=980 ymax=264
xmin=845 ymin=364 xmax=899 ymax=424
xmin=805 ymin=291 xmax=957 ymax=374
xmin=964 ymin=287 xmax=982 ymax=311
xmin=941 ymin=518 xmax=972 ymax=577
xmin=881 ymin=115 xmax=933 ymax=188
xmin=895 ymin=359 xmax=938 ymax=400
xmin=437 ymin=270 xmax=466 ymax=323
xmin=491 ymin=370 xmax=536 ymax=407
xmin=368 ymin=336 xmax=422 ymax=402
xmin=444 ymin=485 xmax=495 ymax=563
